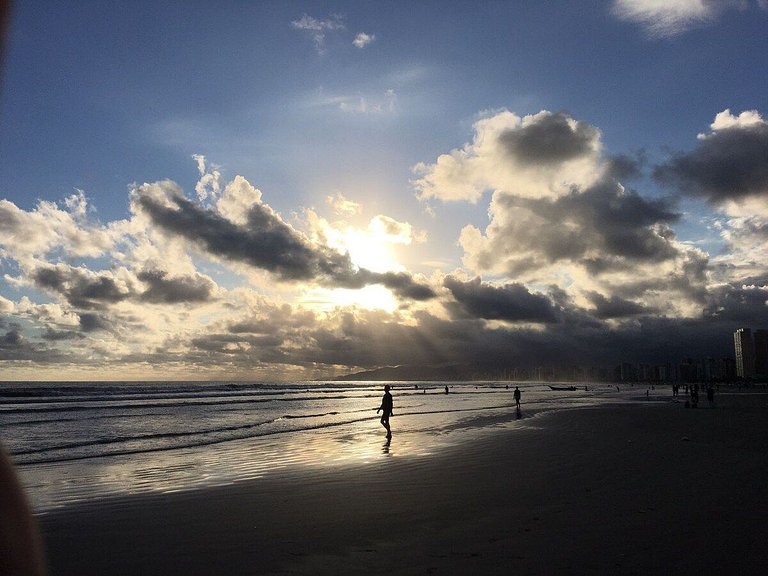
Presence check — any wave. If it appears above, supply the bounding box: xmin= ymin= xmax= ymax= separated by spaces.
xmin=0 ymin=393 xmax=374 ymax=415
xmin=13 ymin=415 xmax=379 ymax=466
xmin=11 ymin=403 xmax=520 ymax=466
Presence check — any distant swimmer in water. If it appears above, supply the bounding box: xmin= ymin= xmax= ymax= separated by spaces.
xmin=514 ymin=386 xmax=521 ymax=407
xmin=377 ymin=385 xmax=394 ymax=439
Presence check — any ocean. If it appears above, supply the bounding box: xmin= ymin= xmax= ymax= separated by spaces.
xmin=0 ymin=380 xmax=622 ymax=512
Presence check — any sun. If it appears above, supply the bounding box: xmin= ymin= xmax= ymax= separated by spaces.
xmin=340 ymin=228 xmax=403 ymax=273
xmin=301 ymin=284 xmax=399 ymax=312
xmin=303 ymin=227 xmax=406 ymax=311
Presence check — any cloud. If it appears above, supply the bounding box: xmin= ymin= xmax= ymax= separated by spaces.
xmin=654 ymin=109 xmax=768 ymax=286
xmin=2 ymin=118 xmax=765 ymax=378
xmin=137 ymin=269 xmax=217 ymax=304
xmin=27 ymin=261 xmax=217 ymax=310
xmin=654 ymin=109 xmax=768 ymax=210
xmin=192 ymin=154 xmax=222 ymax=202
xmin=132 ymin=180 xmax=353 ymax=283
xmin=413 ymin=110 xmax=602 ymax=203
xmin=368 ymin=215 xmax=420 ymax=245
xmin=605 ymin=152 xmax=646 ymax=181
xmin=326 ymin=193 xmax=362 ymax=216
xmin=415 ymin=108 xmax=722 ymax=322
xmin=374 ymin=271 xmax=436 ymax=301
xmin=459 ymin=178 xmax=681 ymax=278
xmin=0 ymin=192 xmax=113 ymax=264
xmin=444 ymin=276 xmax=560 ymax=323
xmin=291 ymin=14 xmax=345 ymax=53
xmin=0 ymin=324 xmax=68 ymax=363
xmin=711 ymin=213 xmax=768 ymax=284
xmin=611 ymin=0 xmax=748 ymax=37
xmin=30 ymin=264 xmax=131 ymax=310
xmin=498 ymin=111 xmax=599 ymax=166
xmin=0 ymin=294 xmax=14 ymax=313
xmin=339 ymin=89 xmax=397 ymax=114
xmin=78 ymin=312 xmax=112 ymax=332
xmin=353 ymin=32 xmax=375 ymax=48
xmin=131 ymin=178 xmax=434 ymax=299
xmin=304 ymin=88 xmax=397 ymax=115
xmin=586 ymin=291 xmax=653 ymax=319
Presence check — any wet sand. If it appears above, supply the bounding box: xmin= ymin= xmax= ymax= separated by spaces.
xmin=38 ymin=393 xmax=768 ymax=575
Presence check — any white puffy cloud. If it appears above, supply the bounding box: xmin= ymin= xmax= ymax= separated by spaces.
xmin=0 ymin=192 xmax=113 ymax=265
xmin=326 ymin=193 xmax=362 ymax=216
xmin=0 ymin=294 xmax=14 ymax=313
xmin=707 ymin=108 xmax=765 ymax=133
xmin=413 ymin=110 xmax=602 ymax=203
xmin=611 ymin=0 xmax=749 ymax=37
xmin=193 ymin=154 xmax=222 ymax=201
xmin=291 ymin=14 xmax=345 ymax=53
xmin=353 ymin=32 xmax=375 ymax=48
xmin=215 ymin=175 xmax=264 ymax=224
xmin=369 ymin=215 xmax=422 ymax=245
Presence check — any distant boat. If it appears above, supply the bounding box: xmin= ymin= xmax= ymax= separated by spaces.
xmin=548 ymin=385 xmax=578 ymax=391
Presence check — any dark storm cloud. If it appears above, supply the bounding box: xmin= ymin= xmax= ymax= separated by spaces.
xmin=191 ymin=333 xmax=285 ymax=354
xmin=653 ymin=121 xmax=768 ymax=203
xmin=311 ymin=306 xmax=764 ymax=372
xmin=498 ymin=112 xmax=598 ymax=165
xmin=30 ymin=263 xmax=218 ymax=311
xmin=79 ymin=312 xmax=111 ymax=332
xmin=369 ymin=271 xmax=437 ymax=301
xmin=133 ymin=185 xmax=342 ymax=282
xmin=41 ymin=327 xmax=83 ymax=341
xmin=132 ymin=184 xmax=435 ymax=300
xmin=586 ymin=291 xmax=651 ymax=319
xmin=0 ymin=326 xmax=24 ymax=349
xmin=137 ymin=269 xmax=216 ymax=304
xmin=0 ymin=325 xmax=66 ymax=362
xmin=494 ymin=178 xmax=681 ymax=270
xmin=443 ymin=276 xmax=560 ymax=323
xmin=606 ymin=152 xmax=645 ymax=181
xmin=74 ymin=280 xmax=767 ymax=374
xmin=31 ymin=266 xmax=129 ymax=309
xmin=703 ymin=282 xmax=768 ymax=324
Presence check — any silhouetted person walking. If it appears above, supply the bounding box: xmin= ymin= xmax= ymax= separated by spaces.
xmin=514 ymin=386 xmax=521 ymax=407
xmin=377 ymin=384 xmax=393 ymax=439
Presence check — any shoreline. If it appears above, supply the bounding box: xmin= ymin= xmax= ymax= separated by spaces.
xmin=37 ymin=395 xmax=768 ymax=575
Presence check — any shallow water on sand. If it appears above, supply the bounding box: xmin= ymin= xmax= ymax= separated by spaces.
xmin=1 ymin=380 xmax=631 ymax=512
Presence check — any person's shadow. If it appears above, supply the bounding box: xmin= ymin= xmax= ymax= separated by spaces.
xmin=382 ymin=437 xmax=392 ymax=455
xmin=516 ymin=406 xmax=522 ymax=419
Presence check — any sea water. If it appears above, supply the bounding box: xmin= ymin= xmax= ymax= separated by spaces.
xmin=0 ymin=380 xmax=625 ymax=512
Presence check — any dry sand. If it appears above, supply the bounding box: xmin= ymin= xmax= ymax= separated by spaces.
xmin=37 ymin=393 xmax=768 ymax=575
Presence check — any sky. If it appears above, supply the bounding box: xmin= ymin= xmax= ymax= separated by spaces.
xmin=0 ymin=0 xmax=767 ymax=381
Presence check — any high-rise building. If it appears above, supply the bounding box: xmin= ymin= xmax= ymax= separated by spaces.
xmin=720 ymin=357 xmax=736 ymax=381
xmin=734 ymin=328 xmax=755 ymax=378
xmin=755 ymin=329 xmax=768 ymax=376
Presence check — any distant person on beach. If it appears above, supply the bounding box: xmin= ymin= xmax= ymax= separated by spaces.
xmin=445 ymin=386 xmax=449 ymax=394
xmin=377 ymin=385 xmax=393 ymax=439
xmin=514 ymin=386 xmax=521 ymax=407
xmin=707 ymin=386 xmax=715 ymax=406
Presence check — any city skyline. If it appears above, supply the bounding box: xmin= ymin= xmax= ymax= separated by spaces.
xmin=1 ymin=1 xmax=767 ymax=380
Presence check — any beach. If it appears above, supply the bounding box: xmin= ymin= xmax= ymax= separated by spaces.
xmin=34 ymin=392 xmax=768 ymax=575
